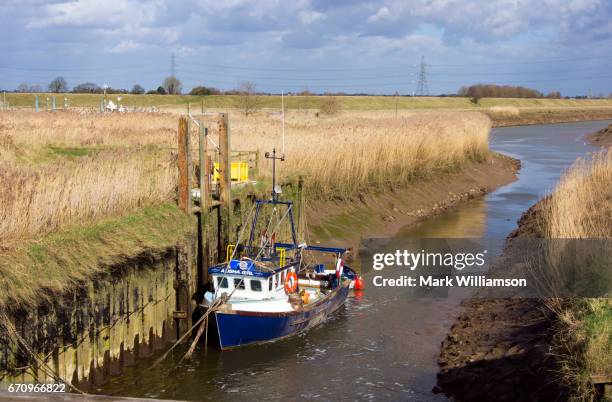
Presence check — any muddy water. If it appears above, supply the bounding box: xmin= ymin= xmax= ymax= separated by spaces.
xmin=99 ymin=120 xmax=609 ymax=401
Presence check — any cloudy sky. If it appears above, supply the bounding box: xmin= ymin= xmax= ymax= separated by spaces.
xmin=1 ymin=0 xmax=611 ymax=95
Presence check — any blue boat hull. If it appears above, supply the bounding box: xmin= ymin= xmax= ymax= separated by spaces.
xmin=214 ymin=281 xmax=350 ymax=350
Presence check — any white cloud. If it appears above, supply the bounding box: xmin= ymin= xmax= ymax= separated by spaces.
xmin=27 ymin=0 xmax=158 ymax=28
xmin=368 ymin=6 xmax=391 ymax=22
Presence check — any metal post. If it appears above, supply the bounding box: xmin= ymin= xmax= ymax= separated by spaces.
xmin=265 ymin=148 xmax=285 ymax=201
xmin=52 ymin=96 xmax=56 ymax=111
xmin=35 ymin=95 xmax=39 ymax=112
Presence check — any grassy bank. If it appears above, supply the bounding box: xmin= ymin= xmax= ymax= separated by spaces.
xmin=4 ymin=92 xmax=612 ymax=111
xmin=536 ymin=150 xmax=612 ymax=399
xmin=0 ymin=203 xmax=194 ymax=309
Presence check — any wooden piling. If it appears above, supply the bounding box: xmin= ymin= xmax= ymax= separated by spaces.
xmin=217 ymin=113 xmax=232 ymax=262
xmin=177 ymin=117 xmax=191 ymax=214
xmin=198 ymin=124 xmax=210 ymax=285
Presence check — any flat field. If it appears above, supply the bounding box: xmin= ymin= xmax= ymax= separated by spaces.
xmin=4 ymin=92 xmax=612 ymax=111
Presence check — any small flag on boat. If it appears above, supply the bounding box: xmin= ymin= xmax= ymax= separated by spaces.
xmin=336 ymin=257 xmax=343 ymax=278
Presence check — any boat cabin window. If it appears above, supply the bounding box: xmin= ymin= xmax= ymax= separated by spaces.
xmin=268 ymin=277 xmax=273 ymax=291
xmin=250 ymin=279 xmax=262 ymax=292
xmin=281 ymin=270 xmax=286 ymax=285
xmin=234 ymin=278 xmax=245 ymax=290
xmin=217 ymin=277 xmax=228 ymax=289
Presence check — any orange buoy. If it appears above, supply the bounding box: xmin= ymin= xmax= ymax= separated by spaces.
xmin=284 ymin=271 xmax=298 ymax=293
xmin=354 ymin=276 xmax=365 ymax=290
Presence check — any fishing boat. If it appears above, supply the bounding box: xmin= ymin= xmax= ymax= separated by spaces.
xmin=202 ymin=148 xmax=363 ymax=350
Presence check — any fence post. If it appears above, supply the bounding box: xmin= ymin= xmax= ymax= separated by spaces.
xmin=52 ymin=96 xmax=56 ymax=111
xmin=35 ymin=95 xmax=39 ymax=112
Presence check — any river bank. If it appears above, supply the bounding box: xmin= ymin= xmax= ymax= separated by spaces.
xmin=585 ymin=123 xmax=612 ymax=147
xmin=436 ymin=205 xmax=568 ymax=401
xmin=308 ymin=152 xmax=519 ymax=257
xmin=437 ymin=123 xmax=612 ymax=401
xmin=489 ymin=107 xmax=612 ymax=127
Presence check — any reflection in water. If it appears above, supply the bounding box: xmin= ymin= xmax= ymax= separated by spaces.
xmin=100 ymin=120 xmax=610 ymax=401
xmin=397 ymin=199 xmax=487 ymax=238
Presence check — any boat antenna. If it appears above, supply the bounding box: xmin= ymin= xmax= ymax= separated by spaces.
xmin=281 ymin=90 xmax=285 ymax=155
xmin=265 ymin=147 xmax=285 ymax=201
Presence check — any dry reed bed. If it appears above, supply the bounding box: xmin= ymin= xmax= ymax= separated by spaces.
xmin=0 ymin=110 xmax=491 ymax=243
xmin=229 ymin=111 xmax=491 ymax=198
xmin=538 ymin=150 xmax=612 ymax=397
xmin=0 ymin=150 xmax=176 ymax=243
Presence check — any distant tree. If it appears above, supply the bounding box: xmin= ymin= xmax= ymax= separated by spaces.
xmin=546 ymin=91 xmax=562 ymax=99
xmin=105 ymin=87 xmax=128 ymax=94
xmin=464 ymin=84 xmax=542 ymax=99
xmin=131 ymin=84 xmax=145 ymax=95
xmin=16 ymin=83 xmax=29 ymax=93
xmin=73 ymin=82 xmax=101 ymax=93
xmin=457 ymin=86 xmax=469 ymax=97
xmin=156 ymin=86 xmax=167 ymax=95
xmin=189 ymin=86 xmax=221 ymax=96
xmin=162 ymin=76 xmax=182 ymax=95
xmin=48 ymin=77 xmax=68 ymax=93
xmin=146 ymin=89 xmax=158 ymax=95
xmin=30 ymin=84 xmax=42 ymax=93
xmin=235 ymin=81 xmax=261 ymax=115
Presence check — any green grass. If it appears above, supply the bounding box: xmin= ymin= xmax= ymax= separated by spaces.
xmin=46 ymin=146 xmax=91 ymax=158
xmin=0 ymin=203 xmax=194 ymax=309
xmin=577 ymin=299 xmax=611 ymax=377
xmin=4 ymin=92 xmax=612 ymax=111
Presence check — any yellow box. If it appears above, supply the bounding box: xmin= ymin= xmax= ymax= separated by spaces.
xmin=213 ymin=162 xmax=249 ymax=182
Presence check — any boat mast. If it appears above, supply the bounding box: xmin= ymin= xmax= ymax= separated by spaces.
xmin=265 ymin=148 xmax=285 ymax=201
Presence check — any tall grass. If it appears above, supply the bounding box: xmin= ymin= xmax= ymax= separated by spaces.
xmin=0 ymin=109 xmax=490 ymax=243
xmin=229 ymin=111 xmax=491 ymax=199
xmin=0 ymin=150 xmax=176 ymax=244
xmin=537 ymin=150 xmax=612 ymax=400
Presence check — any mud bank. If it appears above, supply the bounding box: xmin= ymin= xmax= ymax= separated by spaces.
xmin=435 ymin=202 xmax=570 ymax=401
xmin=490 ymin=108 xmax=612 ymax=128
xmin=585 ymin=123 xmax=612 ymax=147
xmin=308 ymin=152 xmax=520 ymax=256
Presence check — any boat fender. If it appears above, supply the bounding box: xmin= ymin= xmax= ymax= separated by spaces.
xmin=285 ymin=271 xmax=298 ymax=293
xmin=354 ymin=276 xmax=365 ymax=290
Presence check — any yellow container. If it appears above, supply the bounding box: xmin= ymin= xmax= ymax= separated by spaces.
xmin=213 ymin=162 xmax=249 ymax=182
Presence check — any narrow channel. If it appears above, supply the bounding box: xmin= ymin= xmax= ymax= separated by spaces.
xmin=99 ymin=120 xmax=610 ymax=401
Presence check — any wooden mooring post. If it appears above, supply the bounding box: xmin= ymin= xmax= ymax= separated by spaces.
xmin=177 ymin=113 xmax=232 ymax=287
xmin=198 ymin=123 xmax=210 ymax=285
xmin=177 ymin=116 xmax=191 ymax=214
xmin=217 ymin=113 xmax=232 ymax=264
